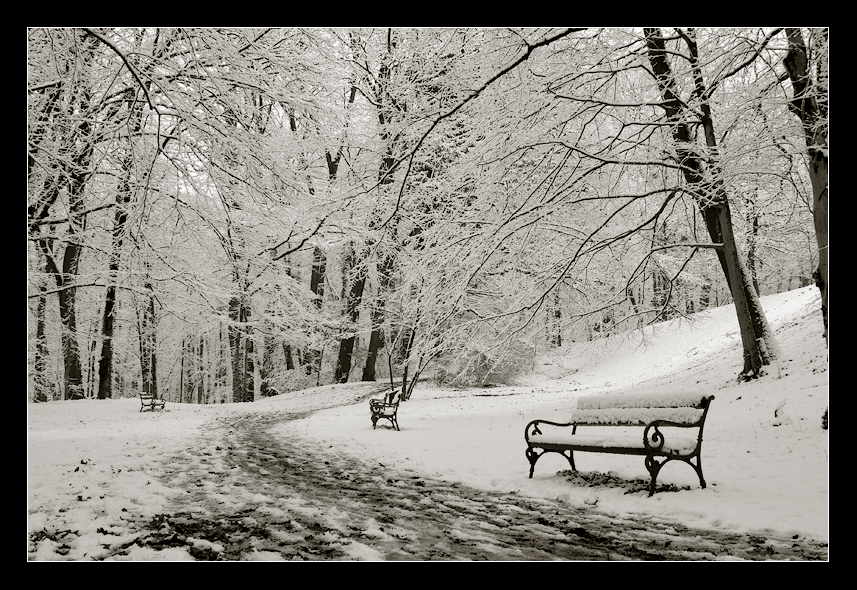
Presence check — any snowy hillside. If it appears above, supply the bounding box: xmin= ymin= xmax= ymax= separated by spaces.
xmin=280 ymin=285 xmax=829 ymax=540
xmin=27 ymin=286 xmax=829 ymax=560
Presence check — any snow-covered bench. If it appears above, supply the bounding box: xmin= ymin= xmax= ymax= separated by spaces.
xmin=370 ymin=389 xmax=401 ymax=431
xmin=139 ymin=392 xmax=166 ymax=412
xmin=524 ymin=392 xmax=714 ymax=496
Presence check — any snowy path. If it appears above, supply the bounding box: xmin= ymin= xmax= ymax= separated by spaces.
xmin=95 ymin=404 xmax=826 ymax=561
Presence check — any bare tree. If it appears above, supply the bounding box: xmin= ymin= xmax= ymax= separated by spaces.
xmin=644 ymin=28 xmax=780 ymax=377
xmin=782 ymin=28 xmax=828 ymax=343
xmin=28 ymin=29 xmax=103 ymax=399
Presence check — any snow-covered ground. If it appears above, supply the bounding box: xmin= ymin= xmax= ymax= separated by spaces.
xmin=27 ymin=286 xmax=829 ymax=560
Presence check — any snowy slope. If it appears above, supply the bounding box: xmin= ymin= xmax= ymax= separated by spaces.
xmin=27 ymin=286 xmax=829 ymax=560
xmin=281 ymin=286 xmax=829 ymax=540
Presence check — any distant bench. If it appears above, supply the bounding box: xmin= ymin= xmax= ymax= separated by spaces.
xmin=369 ymin=389 xmax=401 ymax=431
xmin=524 ymin=392 xmax=714 ymax=496
xmin=139 ymin=392 xmax=166 ymax=412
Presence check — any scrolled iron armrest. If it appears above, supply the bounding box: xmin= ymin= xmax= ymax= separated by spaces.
xmin=370 ymin=394 xmax=399 ymax=413
xmin=525 ymin=419 xmax=574 ymax=442
xmin=643 ymin=419 xmax=701 ymax=453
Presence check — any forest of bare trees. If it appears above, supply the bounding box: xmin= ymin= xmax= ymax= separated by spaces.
xmin=27 ymin=28 xmax=827 ymax=404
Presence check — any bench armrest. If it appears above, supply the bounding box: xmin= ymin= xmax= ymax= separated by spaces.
xmin=370 ymin=400 xmax=398 ymax=409
xmin=643 ymin=419 xmax=703 ymax=453
xmin=525 ymin=419 xmax=574 ymax=443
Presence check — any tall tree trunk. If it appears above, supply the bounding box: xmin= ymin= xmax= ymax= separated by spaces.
xmin=745 ymin=191 xmax=761 ymax=296
xmin=362 ymin=328 xmax=383 ymax=382
xmin=97 ymin=168 xmax=131 ymax=399
xmin=197 ymin=335 xmax=205 ymax=404
xmin=28 ymin=31 xmax=103 ymax=400
xmin=58 ymin=242 xmax=84 ymax=399
xmin=549 ymin=289 xmax=563 ymax=347
xmin=97 ymin=32 xmax=152 ymax=400
xmin=217 ymin=322 xmax=229 ymax=402
xmin=245 ymin=333 xmax=255 ymax=402
xmin=783 ymin=27 xmax=828 ymax=344
xmin=260 ymin=334 xmax=274 ymax=397
xmin=361 ymin=29 xmax=405 ymax=382
xmin=645 ymin=28 xmax=779 ymax=378
xmin=325 ymin=76 xmax=361 ymax=383
xmin=306 ymin=247 xmax=326 ymax=376
xmin=54 ymin=31 xmax=102 ymax=399
xmin=399 ymin=327 xmax=417 ymax=400
xmin=362 ymin=255 xmax=394 ymax=381
xmin=229 ymin=295 xmax=254 ymax=402
xmin=229 ymin=297 xmax=242 ymax=402
xmin=33 ymin=211 xmax=80 ymax=401
xmin=33 ymin=272 xmax=52 ymax=402
xmin=139 ymin=280 xmax=158 ymax=397
xmin=283 ymin=341 xmax=295 ymax=371
xmin=699 ymin=281 xmax=711 ymax=310
xmin=335 ymin=241 xmax=366 ymax=382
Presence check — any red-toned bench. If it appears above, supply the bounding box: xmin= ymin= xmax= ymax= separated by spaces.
xmin=525 ymin=392 xmax=714 ymax=496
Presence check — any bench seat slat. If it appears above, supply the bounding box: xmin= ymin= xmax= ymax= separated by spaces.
xmin=528 ymin=433 xmax=698 ymax=455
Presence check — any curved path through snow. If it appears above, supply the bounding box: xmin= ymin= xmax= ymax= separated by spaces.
xmin=111 ymin=398 xmax=827 ymax=561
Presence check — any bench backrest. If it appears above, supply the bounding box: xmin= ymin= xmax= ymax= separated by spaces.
xmin=371 ymin=390 xmax=400 ymax=407
xmin=572 ymin=393 xmax=713 ymax=427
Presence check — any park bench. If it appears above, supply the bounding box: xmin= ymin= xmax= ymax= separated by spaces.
xmin=524 ymin=392 xmax=714 ymax=496
xmin=139 ymin=392 xmax=166 ymax=412
xmin=370 ymin=389 xmax=401 ymax=431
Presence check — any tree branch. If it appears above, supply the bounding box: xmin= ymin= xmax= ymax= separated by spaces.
xmin=28 ymin=202 xmax=117 ymax=229
xmin=82 ymin=28 xmax=157 ymax=113
xmin=378 ymin=28 xmax=586 ymax=230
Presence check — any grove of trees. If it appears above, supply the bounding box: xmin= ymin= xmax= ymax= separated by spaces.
xmin=27 ymin=27 xmax=828 ymax=404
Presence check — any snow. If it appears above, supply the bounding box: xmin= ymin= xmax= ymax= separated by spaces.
xmin=567 ymin=407 xmax=706 ymax=426
xmin=577 ymin=392 xmax=712 ymax=409
xmin=28 ymin=286 xmax=829 ymax=560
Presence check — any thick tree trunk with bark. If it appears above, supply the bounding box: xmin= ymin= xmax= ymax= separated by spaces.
xmin=783 ymin=28 xmax=828 ymax=344
xmin=305 ymin=247 xmax=326 ymax=377
xmin=259 ymin=335 xmax=274 ymax=397
xmin=33 ymin=272 xmax=52 ymax=402
xmin=362 ymin=254 xmax=394 ymax=382
xmin=97 ymin=263 xmax=119 ymax=399
xmin=59 ymin=242 xmax=85 ymax=399
xmin=335 ymin=242 xmax=367 ymax=382
xmin=745 ymin=193 xmax=761 ymax=296
xmin=97 ymin=143 xmax=135 ymax=399
xmin=645 ymin=28 xmax=779 ymax=378
xmin=399 ymin=327 xmax=417 ymax=400
xmin=139 ymin=281 xmax=158 ymax=397
xmin=360 ymin=29 xmax=405 ymax=383
xmin=97 ymin=30 xmax=154 ymax=400
xmin=705 ymin=200 xmax=777 ymax=375
xmin=229 ymin=295 xmax=254 ymax=403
